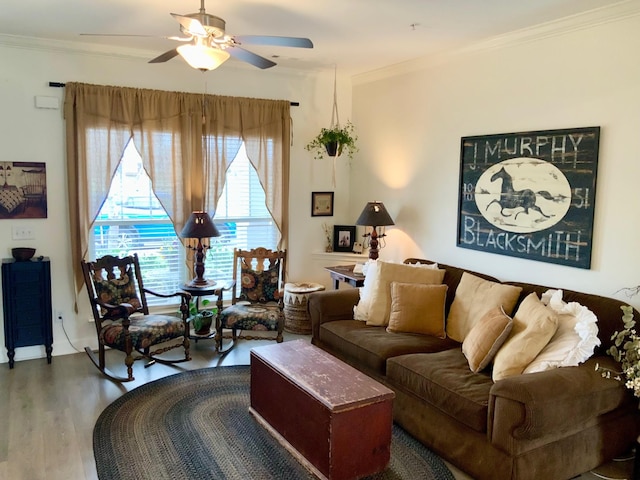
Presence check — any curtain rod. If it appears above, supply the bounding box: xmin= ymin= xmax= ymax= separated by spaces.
xmin=48 ymin=82 xmax=299 ymax=106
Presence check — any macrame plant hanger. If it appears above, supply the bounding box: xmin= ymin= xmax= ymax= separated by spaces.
xmin=330 ymin=65 xmax=340 ymax=187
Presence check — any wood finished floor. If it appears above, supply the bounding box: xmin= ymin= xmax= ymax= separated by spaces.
xmin=0 ymin=332 xmax=617 ymax=480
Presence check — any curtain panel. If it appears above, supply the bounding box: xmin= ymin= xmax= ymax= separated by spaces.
xmin=64 ymin=82 xmax=290 ymax=294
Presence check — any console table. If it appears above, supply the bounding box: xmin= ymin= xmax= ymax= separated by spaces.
xmin=325 ymin=264 xmax=365 ymax=289
xmin=2 ymin=257 xmax=53 ymax=368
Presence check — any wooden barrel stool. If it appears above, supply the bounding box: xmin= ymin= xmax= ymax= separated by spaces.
xmin=283 ymin=282 xmax=325 ymax=334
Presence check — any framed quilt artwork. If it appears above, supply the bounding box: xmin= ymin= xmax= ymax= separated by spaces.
xmin=457 ymin=127 xmax=600 ymax=269
xmin=0 ymin=162 xmax=48 ymax=219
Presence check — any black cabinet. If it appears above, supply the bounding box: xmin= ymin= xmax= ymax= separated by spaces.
xmin=2 ymin=257 xmax=53 ymax=368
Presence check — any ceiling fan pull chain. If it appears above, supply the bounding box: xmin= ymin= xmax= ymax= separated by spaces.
xmin=330 ymin=65 xmax=340 ymax=128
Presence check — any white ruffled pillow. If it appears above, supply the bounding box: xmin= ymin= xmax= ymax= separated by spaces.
xmin=523 ymin=289 xmax=600 ymax=373
xmin=353 ymin=261 xmax=379 ymax=321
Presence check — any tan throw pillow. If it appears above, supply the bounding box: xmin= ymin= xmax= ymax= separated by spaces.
xmin=366 ymin=261 xmax=446 ymax=326
xmin=462 ymin=306 xmax=513 ymax=373
xmin=387 ymin=283 xmax=448 ymax=338
xmin=446 ymin=272 xmax=522 ymax=343
xmin=492 ymin=293 xmax=559 ymax=382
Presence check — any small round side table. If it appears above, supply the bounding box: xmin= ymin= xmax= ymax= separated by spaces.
xmin=283 ymin=282 xmax=325 ymax=335
xmin=182 ymin=280 xmax=235 ymax=343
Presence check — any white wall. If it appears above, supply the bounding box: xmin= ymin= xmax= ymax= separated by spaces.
xmin=0 ymin=37 xmax=352 ymax=363
xmin=350 ymin=9 xmax=640 ymax=310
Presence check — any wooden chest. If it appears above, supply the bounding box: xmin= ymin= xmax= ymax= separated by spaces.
xmin=250 ymin=340 xmax=395 ymax=480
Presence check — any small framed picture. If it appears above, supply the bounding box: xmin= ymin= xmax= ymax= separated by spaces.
xmin=333 ymin=225 xmax=356 ymax=253
xmin=311 ymin=191 xmax=334 ymax=217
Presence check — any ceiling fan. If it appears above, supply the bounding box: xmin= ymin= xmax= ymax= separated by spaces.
xmin=81 ymin=0 xmax=313 ymax=71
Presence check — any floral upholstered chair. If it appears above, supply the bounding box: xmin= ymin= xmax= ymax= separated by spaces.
xmin=81 ymin=253 xmax=191 ymax=382
xmin=216 ymin=247 xmax=286 ymax=352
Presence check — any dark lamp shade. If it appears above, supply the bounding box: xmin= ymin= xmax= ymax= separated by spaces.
xmin=355 ymin=202 xmax=395 ymax=227
xmin=180 ymin=211 xmax=220 ymax=238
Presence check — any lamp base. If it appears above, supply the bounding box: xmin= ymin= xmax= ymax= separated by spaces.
xmin=184 ymin=279 xmax=217 ymax=288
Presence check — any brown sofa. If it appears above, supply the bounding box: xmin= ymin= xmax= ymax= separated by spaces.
xmin=308 ymin=258 xmax=640 ymax=480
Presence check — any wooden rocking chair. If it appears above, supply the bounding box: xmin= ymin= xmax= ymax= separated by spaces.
xmin=216 ymin=247 xmax=286 ymax=352
xmin=81 ymin=253 xmax=191 ymax=382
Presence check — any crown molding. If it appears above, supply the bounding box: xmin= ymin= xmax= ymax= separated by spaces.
xmin=354 ymin=0 xmax=640 ymax=86
xmin=0 ymin=33 xmax=321 ymax=78
xmin=0 ymin=33 xmax=156 ymax=60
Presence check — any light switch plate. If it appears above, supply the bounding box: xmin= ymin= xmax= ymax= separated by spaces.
xmin=12 ymin=226 xmax=34 ymax=240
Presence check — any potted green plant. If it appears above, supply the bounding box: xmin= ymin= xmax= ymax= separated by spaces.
xmin=305 ymin=121 xmax=358 ymax=160
xmin=189 ymin=299 xmax=216 ymax=335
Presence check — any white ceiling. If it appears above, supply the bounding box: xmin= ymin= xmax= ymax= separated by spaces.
xmin=0 ymin=0 xmax=629 ymax=75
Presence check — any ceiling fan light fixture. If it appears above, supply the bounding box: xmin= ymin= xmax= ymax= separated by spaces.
xmin=177 ymin=43 xmax=230 ymax=71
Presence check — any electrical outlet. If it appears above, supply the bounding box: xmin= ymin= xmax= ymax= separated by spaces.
xmin=55 ymin=310 xmax=63 ymax=322
xmin=12 ymin=226 xmax=34 ymax=240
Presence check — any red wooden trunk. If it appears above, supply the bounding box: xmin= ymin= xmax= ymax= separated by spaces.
xmin=250 ymin=340 xmax=395 ymax=480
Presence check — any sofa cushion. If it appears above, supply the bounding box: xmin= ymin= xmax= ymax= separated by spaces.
xmin=366 ymin=261 xmax=446 ymax=327
xmin=387 ymin=350 xmax=494 ymax=433
xmin=462 ymin=306 xmax=513 ymax=373
xmin=446 ymin=272 xmax=522 ymax=343
xmin=387 ymin=283 xmax=448 ymax=338
xmin=493 ymin=293 xmax=559 ymax=381
xmin=319 ymin=320 xmax=458 ymax=375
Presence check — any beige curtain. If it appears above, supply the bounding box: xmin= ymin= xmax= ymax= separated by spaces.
xmin=65 ymin=82 xmax=290 ymax=294
xmin=202 ymin=95 xmax=290 ymax=250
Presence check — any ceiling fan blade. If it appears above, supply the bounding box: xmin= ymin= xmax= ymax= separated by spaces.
xmin=80 ymin=33 xmax=192 ymax=41
xmin=170 ymin=13 xmax=208 ymax=37
xmin=233 ymin=35 xmax=313 ymax=49
xmin=149 ymin=48 xmax=180 ymax=64
xmin=80 ymin=33 xmax=157 ymax=37
xmin=227 ymin=46 xmax=276 ymax=69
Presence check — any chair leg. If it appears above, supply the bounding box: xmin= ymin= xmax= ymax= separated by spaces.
xmin=183 ymin=336 xmax=191 ymax=361
xmin=84 ymin=347 xmax=134 ymax=383
xmin=277 ymin=314 xmax=284 ymax=343
xmin=124 ymin=346 xmax=134 ymax=381
xmin=98 ymin=343 xmax=106 ymax=370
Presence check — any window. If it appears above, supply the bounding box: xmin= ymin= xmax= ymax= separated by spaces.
xmin=209 ymin=143 xmax=279 ymax=282
xmin=92 ymin=141 xmax=183 ymax=301
xmin=91 ymin=140 xmax=278 ymax=304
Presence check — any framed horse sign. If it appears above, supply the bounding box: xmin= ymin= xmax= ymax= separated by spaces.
xmin=457 ymin=127 xmax=600 ymax=269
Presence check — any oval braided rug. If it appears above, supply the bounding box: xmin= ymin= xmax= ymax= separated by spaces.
xmin=94 ymin=365 xmax=454 ymax=480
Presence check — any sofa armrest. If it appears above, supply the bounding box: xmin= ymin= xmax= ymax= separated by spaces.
xmin=308 ymin=289 xmax=360 ymax=343
xmin=488 ymin=356 xmax=634 ymax=453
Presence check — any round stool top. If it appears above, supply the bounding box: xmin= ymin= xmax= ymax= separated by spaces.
xmin=285 ymin=282 xmax=325 ymax=294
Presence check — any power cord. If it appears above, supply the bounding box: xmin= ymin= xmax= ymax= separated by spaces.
xmin=58 ymin=315 xmax=84 ymax=354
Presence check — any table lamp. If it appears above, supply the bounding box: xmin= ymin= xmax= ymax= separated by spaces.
xmin=180 ymin=211 xmax=220 ymax=287
xmin=355 ymin=201 xmax=395 ymax=260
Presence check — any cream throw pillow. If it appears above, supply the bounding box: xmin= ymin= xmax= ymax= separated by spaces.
xmin=366 ymin=261 xmax=446 ymax=326
xmin=462 ymin=306 xmax=513 ymax=373
xmin=387 ymin=283 xmax=448 ymax=338
xmin=446 ymin=272 xmax=522 ymax=343
xmin=492 ymin=293 xmax=559 ymax=381
xmin=523 ymin=289 xmax=600 ymax=373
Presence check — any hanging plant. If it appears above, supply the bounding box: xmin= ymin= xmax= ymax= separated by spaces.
xmin=305 ymin=121 xmax=358 ymax=160
xmin=305 ymin=66 xmax=359 ymax=161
